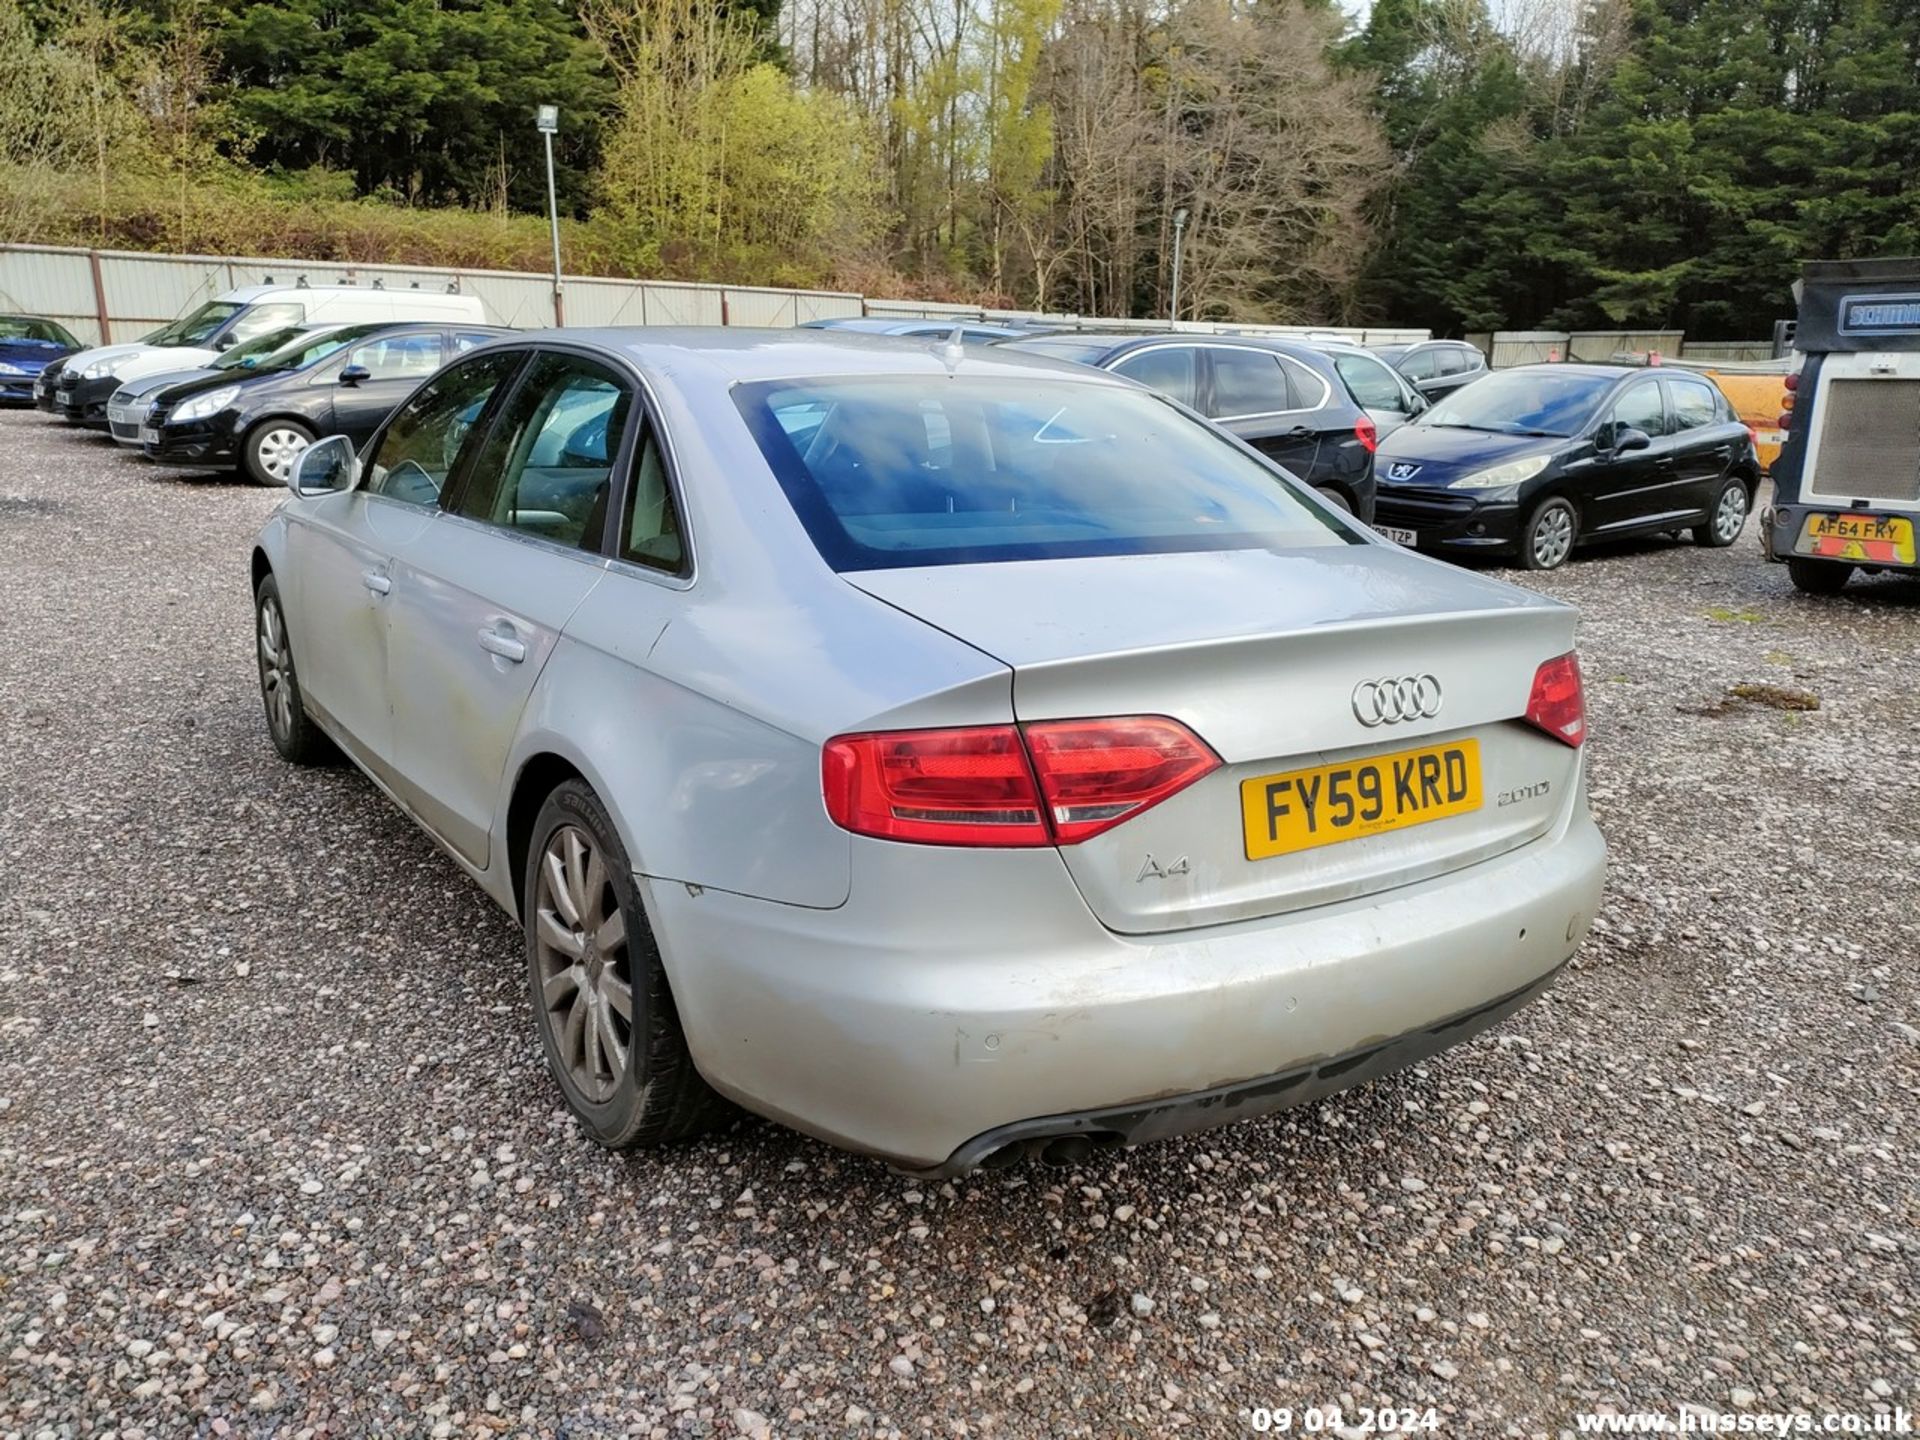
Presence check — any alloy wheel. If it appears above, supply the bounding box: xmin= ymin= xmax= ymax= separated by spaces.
xmin=533 ymin=826 xmax=633 ymax=1104
xmin=1532 ymin=506 xmax=1574 ymax=568
xmin=1713 ymin=484 xmax=1748 ymax=542
xmin=257 ymin=594 xmax=294 ymax=743
xmin=256 ymin=427 xmax=311 ymax=482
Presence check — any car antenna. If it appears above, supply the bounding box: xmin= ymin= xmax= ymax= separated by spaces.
xmin=936 ymin=326 xmax=967 ymax=370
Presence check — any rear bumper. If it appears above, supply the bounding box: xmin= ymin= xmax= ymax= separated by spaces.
xmin=1762 ymin=502 xmax=1920 ymax=570
xmin=649 ymin=796 xmax=1606 ymax=1171
xmin=938 ymin=960 xmax=1564 ymax=1174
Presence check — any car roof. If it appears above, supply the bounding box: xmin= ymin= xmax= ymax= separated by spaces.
xmin=802 ymin=316 xmax=1030 ymax=336
xmin=491 ymin=326 xmax=1136 ymax=388
xmin=1505 ymin=362 xmax=1640 ymax=379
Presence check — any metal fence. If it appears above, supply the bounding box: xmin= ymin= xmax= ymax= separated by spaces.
xmin=0 ymin=243 xmax=1430 ymax=349
xmin=1472 ymin=329 xmax=1755 ymax=369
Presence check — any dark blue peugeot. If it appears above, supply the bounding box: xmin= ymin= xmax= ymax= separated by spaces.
xmin=1372 ymin=363 xmax=1760 ymax=570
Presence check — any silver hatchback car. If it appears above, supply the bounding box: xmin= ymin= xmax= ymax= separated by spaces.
xmin=252 ymin=329 xmax=1606 ymax=1174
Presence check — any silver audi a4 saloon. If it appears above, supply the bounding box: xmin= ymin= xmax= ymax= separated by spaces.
xmin=251 ymin=329 xmax=1606 ymax=1174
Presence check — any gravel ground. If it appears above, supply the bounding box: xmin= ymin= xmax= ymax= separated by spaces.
xmin=1 ymin=406 xmax=1916 ymax=1440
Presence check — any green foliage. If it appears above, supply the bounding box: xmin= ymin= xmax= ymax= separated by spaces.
xmin=1348 ymin=0 xmax=1920 ymax=337
xmin=209 ymin=0 xmax=614 ymax=215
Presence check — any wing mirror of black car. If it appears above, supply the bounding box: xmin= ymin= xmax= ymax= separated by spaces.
xmin=288 ymin=433 xmax=358 ymax=499
xmin=1613 ymin=426 xmax=1652 ymax=453
xmin=338 ymin=364 xmax=371 ymax=387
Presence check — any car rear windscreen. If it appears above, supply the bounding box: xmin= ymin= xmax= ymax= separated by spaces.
xmin=735 ymin=376 xmax=1355 ymax=571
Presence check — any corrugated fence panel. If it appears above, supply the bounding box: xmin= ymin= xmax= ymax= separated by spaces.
xmin=459 ymin=275 xmax=558 ymax=329
xmin=0 ymin=247 xmax=103 ymax=344
xmin=1490 ymin=332 xmax=1569 ymax=368
xmin=723 ymin=289 xmax=799 ymax=328
xmin=1679 ymin=341 xmax=1775 ymax=363
xmin=0 ymin=243 xmax=1436 ymax=347
xmin=1566 ymin=330 xmax=1684 ymax=362
xmin=96 ymin=254 xmax=233 ymax=339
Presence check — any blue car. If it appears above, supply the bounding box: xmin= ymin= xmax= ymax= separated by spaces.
xmin=0 ymin=316 xmax=81 ymax=406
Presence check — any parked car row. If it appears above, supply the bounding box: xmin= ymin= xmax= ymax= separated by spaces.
xmin=12 ymin=285 xmax=501 ymax=484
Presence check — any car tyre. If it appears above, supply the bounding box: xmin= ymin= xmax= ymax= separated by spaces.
xmin=1313 ymin=486 xmax=1353 ymax=515
xmin=243 ymin=419 xmax=316 ymax=488
xmin=1786 ymin=557 xmax=1853 ymax=595
xmin=524 ymin=780 xmax=731 ymax=1149
xmin=1520 ymin=496 xmax=1578 ymax=571
xmin=254 ymin=573 xmax=336 ymax=766
xmin=1694 ymin=478 xmax=1751 ymax=548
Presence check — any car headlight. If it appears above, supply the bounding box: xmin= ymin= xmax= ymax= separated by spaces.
xmin=171 ymin=385 xmax=241 ymax=422
xmin=1448 ymin=454 xmax=1551 ymax=490
xmin=81 ymin=357 xmax=120 ymax=379
xmin=0 ymin=361 xmax=27 ymax=376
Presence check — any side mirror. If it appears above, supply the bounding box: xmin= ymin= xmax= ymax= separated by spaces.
xmin=1408 ymin=392 xmax=1430 ymax=414
xmin=1612 ymin=426 xmax=1652 ymax=453
xmin=215 ymin=336 xmax=236 ymax=351
xmin=339 ymin=364 xmax=371 ymax=387
xmin=288 ymin=434 xmax=357 ymax=499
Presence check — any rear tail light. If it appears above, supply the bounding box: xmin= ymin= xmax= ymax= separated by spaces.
xmin=1783 ymin=372 xmax=1799 ymax=392
xmin=1355 ymin=415 xmax=1379 ymax=453
xmin=1777 ymin=410 xmax=1793 ymax=431
xmin=822 ymin=726 xmax=1048 ymax=846
xmin=1523 ymin=652 xmax=1586 ymax=748
xmin=822 ymin=717 xmax=1219 ymax=847
xmin=1023 ymin=717 xmax=1220 ymax=843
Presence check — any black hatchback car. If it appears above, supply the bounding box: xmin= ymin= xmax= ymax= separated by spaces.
xmin=1372 ymin=364 xmax=1761 ymax=570
xmin=145 ymin=322 xmax=510 ymax=485
xmin=996 ymin=332 xmax=1379 ymax=521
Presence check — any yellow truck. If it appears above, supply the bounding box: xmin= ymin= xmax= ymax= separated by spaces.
xmin=1659 ymin=358 xmax=1794 ymax=474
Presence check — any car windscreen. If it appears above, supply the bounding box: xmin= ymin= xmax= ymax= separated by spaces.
xmin=996 ymin=337 xmax=1116 ymax=365
xmin=253 ymin=325 xmax=388 ymax=374
xmin=1420 ymin=370 xmax=1614 ymax=437
xmin=0 ymin=317 xmax=77 ymax=346
xmin=149 ymin=302 xmax=241 ymax=347
xmin=735 ymin=376 xmax=1355 ymax=572
xmin=212 ymin=326 xmax=314 ymax=370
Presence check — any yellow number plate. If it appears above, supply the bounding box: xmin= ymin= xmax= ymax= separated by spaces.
xmin=1795 ymin=513 xmax=1916 ymax=565
xmin=1240 ymin=740 xmax=1481 ymax=861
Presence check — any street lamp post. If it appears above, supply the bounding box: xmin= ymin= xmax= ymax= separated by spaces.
xmin=1169 ymin=206 xmax=1190 ymax=323
xmin=536 ymin=103 xmax=563 ymax=326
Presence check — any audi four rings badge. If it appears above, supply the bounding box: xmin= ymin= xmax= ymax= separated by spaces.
xmin=1352 ymin=674 xmax=1443 ymax=725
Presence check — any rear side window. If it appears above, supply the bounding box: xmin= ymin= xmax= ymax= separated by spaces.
xmin=620 ymin=427 xmax=686 ymax=574
xmin=1436 ymin=347 xmax=1476 ymax=376
xmin=1111 ymin=346 xmax=1200 ymax=408
xmin=455 ymin=353 xmax=631 ymax=551
xmin=1665 ymin=378 xmax=1721 ymax=431
xmin=1335 ymin=353 xmax=1406 ymax=411
xmin=366 ymin=350 xmax=522 ymax=507
xmin=1206 ymin=349 xmax=1292 ymax=418
xmin=1398 ymin=348 xmax=1441 ymax=381
xmin=735 ymin=376 xmax=1353 ymax=572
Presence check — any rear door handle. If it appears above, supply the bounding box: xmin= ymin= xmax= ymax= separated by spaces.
xmin=361 ymin=570 xmax=391 ymax=595
xmin=477 ymin=626 xmax=527 ymax=663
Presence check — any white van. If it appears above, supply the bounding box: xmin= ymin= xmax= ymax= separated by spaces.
xmin=53 ymin=285 xmax=494 ymax=426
